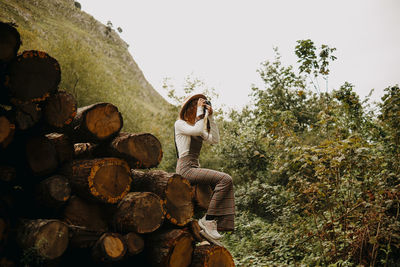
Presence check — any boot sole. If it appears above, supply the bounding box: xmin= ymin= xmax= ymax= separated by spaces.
xmin=199 ymin=230 xmax=224 ymax=247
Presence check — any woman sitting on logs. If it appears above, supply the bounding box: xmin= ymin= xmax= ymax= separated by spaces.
xmin=174 ymin=94 xmax=235 ymax=242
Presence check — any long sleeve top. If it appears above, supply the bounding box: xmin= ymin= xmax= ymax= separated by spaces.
xmin=174 ymin=106 xmax=220 ymax=158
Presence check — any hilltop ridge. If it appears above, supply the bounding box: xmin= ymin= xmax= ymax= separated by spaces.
xmin=0 ymin=0 xmax=172 ymax=133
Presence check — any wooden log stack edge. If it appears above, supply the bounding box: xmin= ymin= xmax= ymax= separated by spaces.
xmin=0 ymin=21 xmax=235 ymax=266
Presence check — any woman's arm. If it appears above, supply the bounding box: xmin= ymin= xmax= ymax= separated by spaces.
xmin=175 ymin=99 xmax=219 ymax=143
xmin=175 ymin=119 xmax=205 ymax=136
xmin=201 ymin=114 xmax=220 ymax=144
xmin=175 ymin=105 xmax=206 ymax=136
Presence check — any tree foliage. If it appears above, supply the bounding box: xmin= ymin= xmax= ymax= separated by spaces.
xmin=214 ymin=41 xmax=400 ymax=266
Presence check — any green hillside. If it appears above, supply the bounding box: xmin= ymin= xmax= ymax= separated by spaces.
xmin=0 ymin=0 xmax=177 ymax=169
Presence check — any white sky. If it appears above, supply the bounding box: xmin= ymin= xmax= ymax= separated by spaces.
xmin=78 ymin=0 xmax=400 ymax=110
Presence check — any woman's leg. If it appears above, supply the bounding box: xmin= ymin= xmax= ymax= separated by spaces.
xmin=182 ymin=167 xmax=235 ymax=231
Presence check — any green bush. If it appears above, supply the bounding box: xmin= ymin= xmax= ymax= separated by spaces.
xmin=74 ymin=1 xmax=81 ymax=10
xmin=217 ymin=43 xmax=400 ymax=266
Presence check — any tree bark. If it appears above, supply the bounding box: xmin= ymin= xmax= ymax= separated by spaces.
xmin=131 ymin=170 xmax=194 ymax=226
xmin=62 ymin=195 xmax=109 ymax=233
xmin=13 ymin=101 xmax=42 ymax=130
xmin=107 ymin=132 xmax=163 ymax=169
xmin=67 ymin=225 xmax=103 ymax=249
xmin=25 ymin=135 xmax=58 ymax=176
xmin=61 ymin=158 xmax=131 ymax=204
xmin=123 ymin=232 xmax=144 ymax=256
xmin=91 ymin=233 xmax=126 ymax=263
xmin=71 ymin=103 xmax=123 ymax=143
xmin=73 ymin=133 xmax=163 ymax=169
xmin=43 ymin=90 xmax=77 ymax=129
xmin=187 ymin=220 xmax=204 ymax=243
xmin=0 ymin=22 xmax=21 ymax=63
xmin=45 ymin=133 xmax=73 ymax=164
xmin=35 ymin=175 xmax=71 ymax=209
xmin=73 ymin=142 xmax=96 ymax=159
xmin=16 ymin=219 xmax=69 ymax=261
xmin=5 ymin=50 xmax=60 ymax=103
xmin=191 ymin=245 xmax=235 ymax=267
xmin=114 ymin=192 xmax=165 ymax=234
xmin=147 ymin=228 xmax=194 ymax=267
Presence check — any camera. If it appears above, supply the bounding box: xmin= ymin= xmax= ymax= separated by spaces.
xmin=203 ymin=100 xmax=211 ymax=113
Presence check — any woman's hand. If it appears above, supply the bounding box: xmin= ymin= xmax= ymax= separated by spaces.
xmin=197 ymin=98 xmax=206 ymax=108
xmin=197 ymin=98 xmax=213 ymax=115
xmin=205 ymin=104 xmax=213 ymax=116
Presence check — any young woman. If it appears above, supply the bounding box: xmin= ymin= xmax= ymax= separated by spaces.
xmin=174 ymin=94 xmax=235 ymax=241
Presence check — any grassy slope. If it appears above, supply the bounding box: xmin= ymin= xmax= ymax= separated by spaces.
xmin=0 ymin=0 xmax=178 ymax=170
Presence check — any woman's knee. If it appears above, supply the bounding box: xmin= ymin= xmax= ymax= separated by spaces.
xmin=221 ymin=174 xmax=233 ymax=186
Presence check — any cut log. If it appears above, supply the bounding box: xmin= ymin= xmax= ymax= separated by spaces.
xmin=67 ymin=225 xmax=103 ymax=249
xmin=26 ymin=135 xmax=58 ymax=176
xmin=35 ymin=175 xmax=71 ymax=209
xmin=107 ymin=132 xmax=163 ymax=169
xmin=16 ymin=219 xmax=69 ymax=261
xmin=13 ymin=101 xmax=42 ymax=130
xmin=191 ymin=245 xmax=235 ymax=267
xmin=114 ymin=192 xmax=165 ymax=234
xmin=43 ymin=90 xmax=77 ymax=129
xmin=131 ymin=170 xmax=193 ymax=226
xmin=91 ymin=233 xmax=126 ymax=263
xmin=123 ymin=232 xmax=144 ymax=256
xmin=5 ymin=50 xmax=60 ymax=102
xmin=147 ymin=229 xmax=194 ymax=267
xmin=71 ymin=103 xmax=123 ymax=143
xmin=62 ymin=158 xmax=131 ymax=203
xmin=193 ymin=184 xmax=213 ymax=211
xmin=0 ymin=115 xmax=14 ymax=148
xmin=45 ymin=133 xmax=73 ymax=164
xmin=0 ymin=22 xmax=21 ymax=63
xmin=73 ymin=133 xmax=163 ymax=169
xmin=63 ymin=196 xmax=108 ymax=232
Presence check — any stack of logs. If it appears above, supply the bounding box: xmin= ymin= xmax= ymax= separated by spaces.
xmin=0 ymin=22 xmax=235 ymax=266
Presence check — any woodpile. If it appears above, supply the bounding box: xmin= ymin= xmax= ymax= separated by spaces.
xmin=0 ymin=21 xmax=234 ymax=266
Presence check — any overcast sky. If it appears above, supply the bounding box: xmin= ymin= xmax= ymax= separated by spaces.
xmin=78 ymin=0 xmax=400 ymax=110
